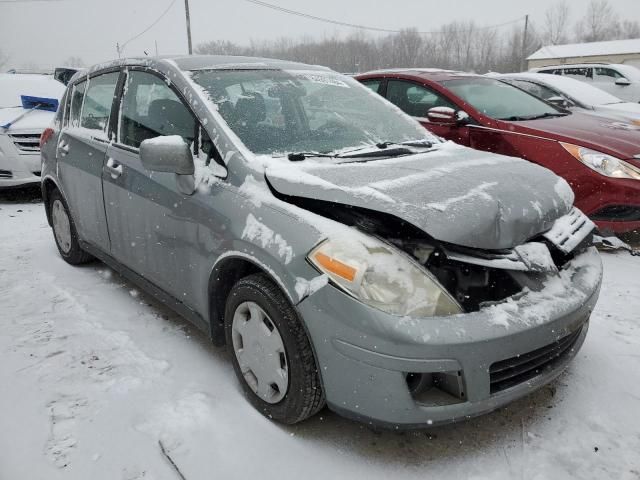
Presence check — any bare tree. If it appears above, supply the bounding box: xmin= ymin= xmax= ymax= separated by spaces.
xmin=575 ymin=0 xmax=619 ymax=42
xmin=542 ymin=0 xmax=571 ymax=45
xmin=619 ymin=20 xmax=640 ymax=40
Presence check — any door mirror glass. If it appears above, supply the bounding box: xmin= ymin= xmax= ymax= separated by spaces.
xmin=140 ymin=135 xmax=194 ymax=175
xmin=427 ymin=106 xmax=457 ymax=125
xmin=615 ymin=78 xmax=631 ymax=86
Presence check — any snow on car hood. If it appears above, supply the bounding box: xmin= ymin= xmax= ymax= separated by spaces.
xmin=265 ymin=143 xmax=574 ymax=250
xmin=0 ymin=107 xmax=56 ymax=132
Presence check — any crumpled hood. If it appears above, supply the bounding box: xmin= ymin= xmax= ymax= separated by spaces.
xmin=265 ymin=144 xmax=574 ymax=250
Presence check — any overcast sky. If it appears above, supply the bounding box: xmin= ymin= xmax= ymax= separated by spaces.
xmin=2 ymin=0 xmax=640 ymax=70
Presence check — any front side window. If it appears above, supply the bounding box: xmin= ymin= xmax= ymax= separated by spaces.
xmin=80 ymin=72 xmax=119 ymax=131
xmin=361 ymin=79 xmax=382 ymax=93
xmin=190 ymin=69 xmax=433 ymax=156
xmin=441 ymin=77 xmax=562 ymax=121
xmin=68 ymin=81 xmax=86 ymax=128
xmin=119 ymin=71 xmax=196 ymax=149
xmin=386 ymin=80 xmax=457 ymax=117
xmin=594 ymin=68 xmax=625 ymax=82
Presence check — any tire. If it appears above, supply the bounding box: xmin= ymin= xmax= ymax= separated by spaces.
xmin=224 ymin=273 xmax=325 ymax=424
xmin=49 ymin=189 xmax=92 ymax=265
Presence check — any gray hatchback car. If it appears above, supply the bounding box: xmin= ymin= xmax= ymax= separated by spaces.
xmin=41 ymin=55 xmax=603 ymax=428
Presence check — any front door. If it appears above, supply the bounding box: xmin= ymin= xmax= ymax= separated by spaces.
xmin=102 ymin=69 xmax=204 ymax=304
xmin=57 ymin=71 xmax=120 ymax=252
xmin=384 ymin=79 xmax=471 ymax=145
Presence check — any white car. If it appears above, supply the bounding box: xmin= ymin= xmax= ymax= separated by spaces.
xmin=530 ymin=64 xmax=640 ymax=103
xmin=0 ymin=73 xmax=64 ymax=188
xmin=496 ymin=72 xmax=640 ymax=126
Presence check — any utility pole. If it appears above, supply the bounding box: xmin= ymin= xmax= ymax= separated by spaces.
xmin=184 ymin=0 xmax=193 ymax=55
xmin=520 ymin=14 xmax=529 ymax=72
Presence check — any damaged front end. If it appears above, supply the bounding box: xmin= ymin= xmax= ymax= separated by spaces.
xmin=288 ymin=196 xmax=595 ymax=316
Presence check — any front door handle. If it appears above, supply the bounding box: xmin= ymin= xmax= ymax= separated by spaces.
xmin=105 ymin=158 xmax=123 ymax=179
xmin=58 ymin=140 xmax=69 ymax=157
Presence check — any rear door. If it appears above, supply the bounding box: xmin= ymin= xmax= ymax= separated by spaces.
xmin=57 ymin=71 xmax=120 ymax=252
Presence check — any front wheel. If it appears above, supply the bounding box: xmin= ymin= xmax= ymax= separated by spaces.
xmin=49 ymin=190 xmax=92 ymax=265
xmin=224 ymin=273 xmax=325 ymax=424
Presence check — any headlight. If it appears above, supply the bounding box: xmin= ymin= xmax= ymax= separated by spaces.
xmin=561 ymin=143 xmax=640 ymax=180
xmin=308 ymin=235 xmax=462 ymax=317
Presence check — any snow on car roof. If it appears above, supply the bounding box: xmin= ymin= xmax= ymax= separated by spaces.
xmin=0 ymin=73 xmax=65 ymax=109
xmin=528 ymin=38 xmax=640 ymax=61
xmin=498 ymin=72 xmax=623 ymax=106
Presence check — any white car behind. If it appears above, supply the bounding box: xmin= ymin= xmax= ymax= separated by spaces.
xmin=0 ymin=74 xmax=64 ymax=188
xmin=531 ymin=64 xmax=640 ymax=103
xmin=496 ymin=72 xmax=640 ymax=126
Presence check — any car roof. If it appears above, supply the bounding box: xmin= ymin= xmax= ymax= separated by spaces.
xmin=359 ymin=68 xmax=479 ymax=81
xmin=534 ymin=63 xmax=624 ymax=69
xmin=83 ymin=54 xmax=330 ymax=77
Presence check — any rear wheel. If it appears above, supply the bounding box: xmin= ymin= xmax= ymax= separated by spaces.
xmin=224 ymin=273 xmax=325 ymax=424
xmin=49 ymin=190 xmax=92 ymax=265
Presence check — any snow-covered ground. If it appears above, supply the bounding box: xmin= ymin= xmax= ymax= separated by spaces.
xmin=1 ymin=188 xmax=639 ymax=480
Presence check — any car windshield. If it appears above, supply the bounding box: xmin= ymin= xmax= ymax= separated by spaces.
xmin=189 ymin=69 xmax=436 ymax=156
xmin=0 ymin=74 xmax=65 ymax=109
xmin=441 ymin=77 xmax=563 ymax=121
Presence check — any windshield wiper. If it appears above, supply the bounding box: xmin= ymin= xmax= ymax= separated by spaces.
xmin=286 ymin=152 xmax=335 ymax=161
xmin=501 ymin=112 xmax=569 ymax=121
xmin=335 ymin=139 xmax=434 ymax=158
xmin=336 ymin=146 xmax=415 ymax=159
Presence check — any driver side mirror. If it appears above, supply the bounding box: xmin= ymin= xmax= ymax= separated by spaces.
xmin=140 ymin=135 xmax=196 ymax=195
xmin=426 ymin=107 xmax=469 ymax=126
xmin=615 ymin=77 xmax=631 ymax=86
xmin=140 ymin=135 xmax=194 ymax=175
xmin=547 ymin=96 xmax=572 ymax=108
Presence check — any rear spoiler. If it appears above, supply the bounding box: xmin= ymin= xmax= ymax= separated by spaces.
xmin=0 ymin=95 xmax=59 ymax=131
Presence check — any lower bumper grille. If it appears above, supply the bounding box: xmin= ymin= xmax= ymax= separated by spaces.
xmin=490 ymin=326 xmax=583 ymax=394
xmin=0 ymin=169 xmax=13 ymax=179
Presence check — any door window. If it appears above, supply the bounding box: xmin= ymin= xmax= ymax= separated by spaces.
xmin=119 ymin=71 xmax=196 ymax=149
xmin=68 ymin=81 xmax=86 ymax=128
xmin=386 ymin=80 xmax=456 ymax=117
xmin=594 ymin=67 xmax=626 ymax=83
xmin=80 ymin=72 xmax=119 ymax=132
xmin=361 ymin=79 xmax=382 ymax=93
xmin=562 ymin=67 xmax=593 ymax=79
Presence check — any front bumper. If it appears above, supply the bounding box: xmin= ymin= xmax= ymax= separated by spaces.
xmin=297 ymin=247 xmax=602 ymax=428
xmin=0 ymin=133 xmax=42 ymax=188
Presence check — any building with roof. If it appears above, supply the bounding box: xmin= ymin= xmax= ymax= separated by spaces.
xmin=527 ymin=38 xmax=640 ymax=70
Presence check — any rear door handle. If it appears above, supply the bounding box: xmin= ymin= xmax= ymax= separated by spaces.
xmin=105 ymin=158 xmax=123 ymax=179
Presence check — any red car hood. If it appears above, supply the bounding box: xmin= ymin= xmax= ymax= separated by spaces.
xmin=506 ymin=112 xmax=640 ymax=162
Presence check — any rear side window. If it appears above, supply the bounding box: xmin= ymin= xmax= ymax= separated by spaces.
xmin=80 ymin=72 xmax=119 ymax=132
xmin=119 ymin=71 xmax=196 ymax=149
xmin=68 ymin=81 xmax=86 ymax=128
xmin=563 ymin=67 xmax=593 ymax=79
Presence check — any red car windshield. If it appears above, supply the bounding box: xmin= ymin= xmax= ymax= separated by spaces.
xmin=441 ymin=77 xmax=565 ymax=121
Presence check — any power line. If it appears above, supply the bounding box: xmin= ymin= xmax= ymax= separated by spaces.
xmin=243 ymin=0 xmax=525 ymax=35
xmin=118 ymin=0 xmax=178 ymax=55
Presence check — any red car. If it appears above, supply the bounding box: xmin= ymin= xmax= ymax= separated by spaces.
xmin=355 ymin=69 xmax=640 ymax=234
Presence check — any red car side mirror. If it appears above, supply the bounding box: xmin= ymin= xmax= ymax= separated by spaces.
xmin=427 ymin=107 xmax=458 ymax=125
